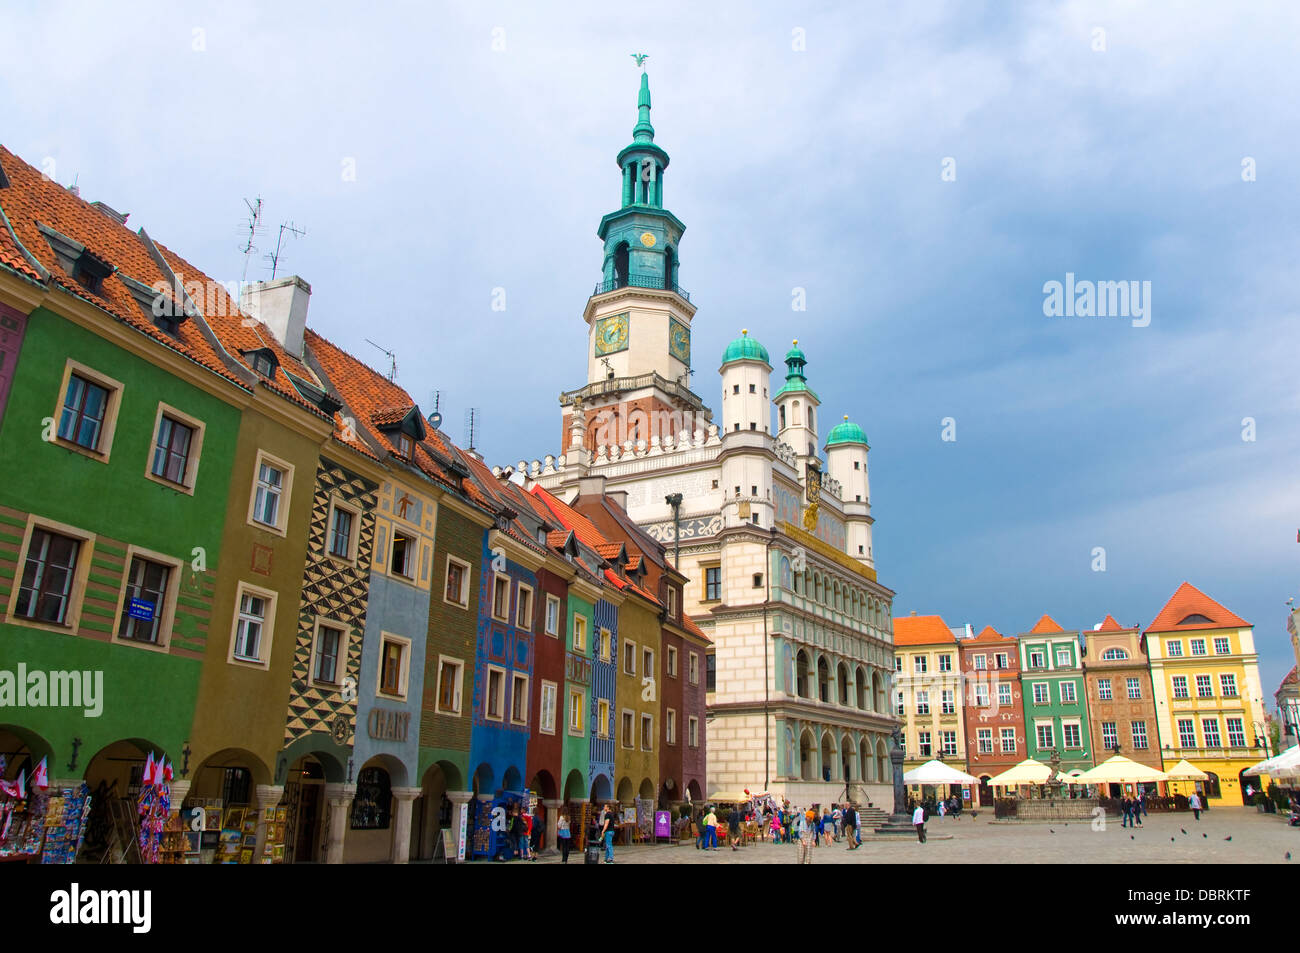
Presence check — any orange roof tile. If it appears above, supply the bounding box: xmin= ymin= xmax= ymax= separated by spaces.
xmin=892 ymin=614 xmax=956 ymax=646
xmin=972 ymin=625 xmax=1014 ymax=643
xmin=1029 ymin=614 xmax=1065 ymax=634
xmin=1281 ymin=665 xmax=1297 ymax=688
xmin=531 ymin=485 xmax=612 ymax=553
xmin=1145 ymin=582 xmax=1250 ymax=633
xmin=682 ymin=616 xmax=712 ymax=644
xmin=1097 ymin=614 xmax=1124 ymax=631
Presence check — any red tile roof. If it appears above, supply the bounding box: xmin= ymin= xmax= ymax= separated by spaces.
xmin=682 ymin=616 xmax=712 ymax=644
xmin=972 ymin=625 xmax=1015 ymax=643
xmin=370 ymin=405 xmax=411 ymax=427
xmin=1029 ymin=614 xmax=1065 ymax=634
xmin=1145 ymin=582 xmax=1250 ymax=633
xmin=531 ymin=485 xmax=611 ymax=553
xmin=1281 ymin=665 xmax=1297 ymax=688
xmin=1097 ymin=614 xmax=1124 ymax=632
xmin=0 ymin=210 xmax=43 ymax=282
xmin=892 ymin=614 xmax=956 ymax=646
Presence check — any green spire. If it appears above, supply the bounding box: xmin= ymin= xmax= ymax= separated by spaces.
xmin=826 ymin=415 xmax=869 ymax=448
xmin=773 ymin=339 xmax=820 ymax=401
xmin=633 ymin=71 xmax=655 ymax=142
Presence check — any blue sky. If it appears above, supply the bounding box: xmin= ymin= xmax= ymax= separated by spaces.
xmin=4 ymin=0 xmax=1297 ymax=713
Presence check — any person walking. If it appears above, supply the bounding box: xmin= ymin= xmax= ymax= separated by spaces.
xmin=1131 ymin=796 xmax=1143 ymax=827
xmin=913 ymin=803 xmax=927 ymax=844
xmin=703 ymin=806 xmax=719 ymax=851
xmin=728 ymin=804 xmax=743 ymax=851
xmin=843 ymin=803 xmax=858 ymax=850
xmin=1189 ymin=791 xmax=1202 ymax=821
xmin=556 ymin=809 xmax=572 ymax=863
xmin=601 ymin=804 xmax=617 ymax=864
xmin=832 ymin=805 xmax=843 ymax=841
xmin=511 ymin=807 xmax=531 ymax=861
xmin=1120 ymin=796 xmax=1131 ymax=828
xmin=770 ymin=810 xmax=783 ymax=844
xmin=794 ymin=808 xmax=812 ymax=864
xmin=821 ymin=808 xmax=834 ymax=847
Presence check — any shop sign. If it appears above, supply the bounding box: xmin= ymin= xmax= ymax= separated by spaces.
xmin=367 ymin=708 xmax=409 ymax=742
xmin=654 ymin=811 xmax=671 ymax=837
xmin=127 ymin=599 xmax=155 ymax=621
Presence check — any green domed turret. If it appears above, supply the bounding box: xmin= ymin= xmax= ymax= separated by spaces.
xmin=721 ymin=329 xmax=770 ymax=365
xmin=773 ymin=339 xmax=819 ymax=401
xmin=826 ymin=415 xmax=869 ymax=448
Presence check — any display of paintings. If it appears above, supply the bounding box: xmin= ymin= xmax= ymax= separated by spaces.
xmin=184 ymin=831 xmax=201 ymax=853
xmin=239 ymin=848 xmax=254 ymax=865
xmin=274 ymin=806 xmax=287 ymax=823
xmin=240 ymin=813 xmax=257 ymax=835
xmin=204 ymin=807 xmax=222 ymax=831
xmin=37 ymin=785 xmax=91 ymax=864
xmin=217 ymin=829 xmax=243 ymax=864
xmin=222 ymin=808 xmax=245 ymax=830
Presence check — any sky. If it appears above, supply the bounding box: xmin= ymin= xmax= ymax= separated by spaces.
xmin=3 ymin=0 xmax=1297 ymax=714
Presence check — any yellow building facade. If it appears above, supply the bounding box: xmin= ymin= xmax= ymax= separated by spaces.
xmin=892 ymin=614 xmax=966 ymax=778
xmin=1146 ymin=583 xmax=1268 ymax=806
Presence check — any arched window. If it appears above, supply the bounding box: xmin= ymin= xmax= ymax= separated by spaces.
xmin=1178 ymin=614 xmax=1213 ymax=625
xmin=664 ymin=246 xmax=675 ymax=289
xmin=779 ymin=405 xmax=786 ymax=429
xmin=817 ymin=657 xmax=831 ymax=703
xmin=1100 ymin=648 xmax=1129 ymax=660
xmin=796 ymin=650 xmax=810 ymax=699
xmin=837 ymin=662 xmax=849 ymax=708
xmin=793 ymin=400 xmax=802 ymax=425
xmin=808 ymin=407 xmax=815 ymax=432
xmin=613 ymin=242 xmax=630 ymax=288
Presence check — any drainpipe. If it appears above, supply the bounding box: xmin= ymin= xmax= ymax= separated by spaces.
xmin=664 ymin=494 xmax=682 ymax=569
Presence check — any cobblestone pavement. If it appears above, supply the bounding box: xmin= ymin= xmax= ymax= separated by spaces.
xmin=522 ymin=808 xmax=1295 ymax=864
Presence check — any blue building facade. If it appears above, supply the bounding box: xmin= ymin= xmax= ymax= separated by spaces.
xmin=589 ymin=596 xmax=618 ymax=802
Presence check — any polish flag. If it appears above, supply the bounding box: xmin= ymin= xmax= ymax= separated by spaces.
xmin=162 ymin=759 xmax=173 ymax=783
xmin=142 ymin=752 xmax=157 ymax=787
xmin=31 ymin=757 xmax=48 ymax=790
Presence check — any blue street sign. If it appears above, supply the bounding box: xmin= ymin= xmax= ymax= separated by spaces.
xmin=128 ymin=598 xmax=155 ymax=621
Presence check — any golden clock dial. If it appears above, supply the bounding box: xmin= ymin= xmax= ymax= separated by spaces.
xmin=640 ymin=231 xmax=656 ymax=247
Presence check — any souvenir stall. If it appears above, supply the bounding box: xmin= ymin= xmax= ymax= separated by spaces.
xmin=468 ymin=789 xmax=529 ymax=860
xmin=0 ymin=756 xmax=60 ymax=863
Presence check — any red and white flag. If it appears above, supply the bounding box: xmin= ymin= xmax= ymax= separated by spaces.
xmin=31 ymin=757 xmax=48 ymax=790
xmin=142 ymin=752 xmax=157 ymax=787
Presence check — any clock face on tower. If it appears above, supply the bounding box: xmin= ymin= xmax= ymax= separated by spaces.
xmin=669 ymin=317 xmax=691 ymax=364
xmin=640 ymin=231 xmax=656 ymax=247
xmin=594 ymin=312 xmax=630 ymax=356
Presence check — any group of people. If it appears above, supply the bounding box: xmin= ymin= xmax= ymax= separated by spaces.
xmin=690 ymin=800 xmax=863 ymax=860
xmin=1119 ymin=791 xmax=1149 ymax=827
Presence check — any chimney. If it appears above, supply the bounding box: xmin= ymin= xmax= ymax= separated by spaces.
xmin=607 ymin=489 xmax=628 ymax=511
xmin=240 ymin=276 xmax=311 ymax=359
xmin=578 ymin=474 xmax=607 ymax=499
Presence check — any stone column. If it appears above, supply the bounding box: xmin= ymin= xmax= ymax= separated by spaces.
xmin=389 ymin=786 xmax=421 ymax=864
xmin=322 ymin=783 xmax=356 ymax=865
xmin=253 ymin=784 xmax=284 ymax=863
xmin=447 ymin=791 xmax=473 ymax=863
xmin=541 ymin=798 xmax=562 ymax=852
xmin=168 ymin=779 xmax=192 ymax=815
xmin=890 ymin=730 xmax=908 ymax=821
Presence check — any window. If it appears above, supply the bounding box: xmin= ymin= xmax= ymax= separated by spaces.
xmin=1177 ymin=718 xmax=1196 ymax=748
xmin=688 ymin=652 xmax=699 ymax=685
xmin=998 ymin=683 xmax=1012 ymax=707
xmin=1000 ymin=728 xmax=1016 ymax=753
xmin=327 ymin=503 xmax=357 ymax=560
xmin=544 ymin=595 xmax=560 ymax=636
xmin=1226 ymin=717 xmax=1246 ymax=748
xmin=390 ymin=531 xmax=414 ymax=579
xmin=666 ymin=645 xmax=678 ymax=677
xmin=58 ymin=374 xmax=110 ymax=451
xmin=895 ymin=657 xmax=903 ymax=672
xmin=600 ymin=628 xmax=613 ymax=662
xmin=540 ymin=681 xmax=557 ymax=734
xmin=486 ymin=667 xmax=505 ymax=720
xmin=973 ymin=654 xmax=987 ymax=671
xmin=666 ymin=708 xmax=677 ymax=744
xmin=1167 ymin=640 xmax=1183 ymax=657
xmin=1101 ymin=722 xmax=1118 ymax=749
xmin=311 ymin=622 xmax=345 ymax=686
xmin=568 ymin=689 xmax=585 ymax=735
xmin=1131 ymin=721 xmax=1148 ymax=749
xmin=1171 ymin=675 xmax=1189 ymax=699
xmin=597 ymin=699 xmax=610 ymax=737
xmin=1029 ymin=651 xmax=1045 ymax=668
xmin=1195 ymin=675 xmax=1213 ymax=698
xmin=915 ymin=690 xmax=929 ymax=715
xmin=1101 ymin=648 xmax=1128 ymax=660
xmin=688 ymin=715 xmax=699 ymax=748
xmin=436 ymin=657 xmax=463 ymax=714
xmin=995 ymin=652 xmax=1009 ymax=669
xmin=706 ymin=654 xmax=716 ymax=692
xmin=1214 ymin=673 xmax=1237 ymax=697
xmin=938 ymin=654 xmax=952 ymax=672
xmin=941 ymin=730 xmax=957 ymax=756
xmin=573 ymin=615 xmax=588 ymax=653
xmin=974 ymin=684 xmax=989 ymax=708
xmin=378 ymin=635 xmax=410 ymax=698
xmin=351 ymin=767 xmax=391 ymax=830
xmin=394 ymin=432 xmax=412 ymax=459
xmin=1201 ymin=718 xmax=1221 ymax=748
xmin=895 ymin=691 xmax=905 ymax=716
xmin=623 ymin=640 xmax=636 ymax=675
xmin=515 ymin=584 xmax=532 ymax=630
xmin=977 ymin=728 xmax=993 ymax=753
xmin=1036 ymin=724 xmax=1054 ymax=749
xmin=914 ymin=655 xmax=928 ymax=674
xmin=151 ymin=415 xmax=196 ymax=486
xmin=1097 ymin=678 xmax=1113 ymax=700
xmin=704 ymin=566 xmax=721 ymax=601
xmin=1063 ymin=722 xmax=1081 ymax=748
xmin=941 ymin=689 xmax=954 ymax=714
xmin=247 ymin=452 xmax=292 ymax=530
xmin=641 ymin=713 xmax=653 ymax=750
xmin=510 ymin=673 xmax=528 ymax=725
xmin=444 ymin=557 xmax=470 ymax=607
xmin=1032 ymin=682 xmax=1049 ymax=705
xmin=666 ymin=586 xmax=678 ymax=618
xmin=492 ymin=575 xmax=510 ymax=621
xmin=15 ymin=527 xmax=82 ymax=626
xmin=621 ymin=710 xmax=634 ymax=747
xmin=643 ymin=648 xmax=654 ymax=679
xmin=1213 ymin=637 xmax=1230 ymax=655
xmin=1190 ymin=639 xmax=1206 ymax=656
xmin=117 ymin=555 xmax=172 ymax=645
xmin=1056 ymin=648 xmax=1071 ymax=666
xmin=917 ymin=731 xmax=932 ymax=757
xmin=1060 ymin=681 xmax=1076 ymax=703
xmin=230 ymin=584 xmax=275 ymax=665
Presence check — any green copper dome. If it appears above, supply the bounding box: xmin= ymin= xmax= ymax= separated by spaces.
xmin=721 ymin=329 xmax=770 ymax=365
xmin=773 ymin=338 xmax=820 ymax=401
xmin=826 ymin=415 xmax=869 ymax=448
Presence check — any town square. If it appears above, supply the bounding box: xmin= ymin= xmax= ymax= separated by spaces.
xmin=0 ymin=2 xmax=1296 ymax=936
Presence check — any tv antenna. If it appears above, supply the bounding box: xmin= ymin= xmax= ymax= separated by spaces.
xmin=365 ymin=338 xmax=397 ymax=382
xmin=239 ymin=196 xmax=264 ymax=287
xmin=464 ymin=408 xmax=482 ymax=452
xmin=265 ymin=220 xmax=306 ymax=280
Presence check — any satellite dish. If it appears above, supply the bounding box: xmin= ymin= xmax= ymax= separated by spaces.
xmin=428 ymin=411 xmax=443 ymax=429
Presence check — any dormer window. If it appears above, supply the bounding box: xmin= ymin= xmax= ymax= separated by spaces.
xmin=372 ymin=405 xmax=426 ymax=462
xmin=252 ymin=353 xmax=274 ymax=377
xmin=394 ymin=433 xmax=412 ymax=459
